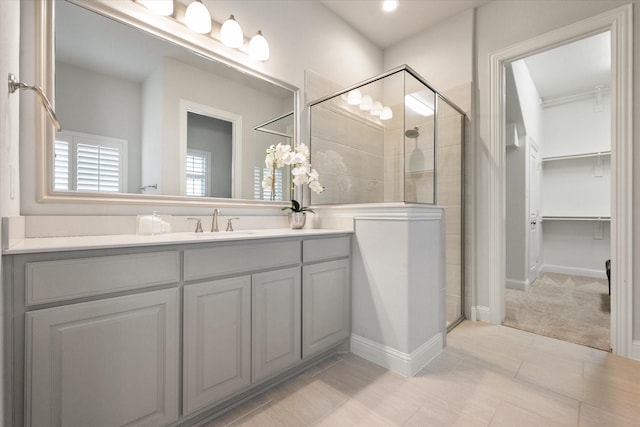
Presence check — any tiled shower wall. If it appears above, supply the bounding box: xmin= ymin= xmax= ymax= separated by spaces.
xmin=311 ymin=104 xmax=385 ymax=204
xmin=437 ymin=100 xmax=464 ymax=326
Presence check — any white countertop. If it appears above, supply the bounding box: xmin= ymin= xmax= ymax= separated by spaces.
xmin=3 ymin=228 xmax=352 ymax=255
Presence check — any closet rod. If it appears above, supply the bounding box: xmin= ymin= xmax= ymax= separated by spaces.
xmin=542 ymin=216 xmax=611 ymax=222
xmin=542 ymin=151 xmax=610 ymax=162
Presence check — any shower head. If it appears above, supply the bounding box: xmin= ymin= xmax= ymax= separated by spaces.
xmin=405 ymin=126 xmax=419 ymax=139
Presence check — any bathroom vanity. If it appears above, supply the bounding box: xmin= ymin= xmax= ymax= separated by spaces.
xmin=3 ymin=230 xmax=351 ymax=427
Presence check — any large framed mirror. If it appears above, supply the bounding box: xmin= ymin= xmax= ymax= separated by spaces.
xmin=36 ymin=0 xmax=297 ymax=207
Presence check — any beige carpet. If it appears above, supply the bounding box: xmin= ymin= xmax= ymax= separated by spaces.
xmin=504 ymin=273 xmax=610 ymax=351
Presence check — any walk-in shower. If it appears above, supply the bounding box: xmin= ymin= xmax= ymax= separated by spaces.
xmin=308 ymin=65 xmax=466 ymax=329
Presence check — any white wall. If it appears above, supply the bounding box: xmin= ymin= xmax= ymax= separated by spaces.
xmin=541 ymin=94 xmax=611 ymax=158
xmin=0 ymin=0 xmax=20 ymax=423
xmin=56 ymin=62 xmax=143 ymax=193
xmin=505 ymin=60 xmax=543 ymax=289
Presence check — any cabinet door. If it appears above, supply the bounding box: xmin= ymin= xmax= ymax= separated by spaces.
xmin=252 ymin=267 xmax=301 ymax=382
xmin=303 ymin=259 xmax=351 ymax=358
xmin=183 ymin=276 xmax=251 ymax=415
xmin=25 ymin=288 xmax=179 ymax=427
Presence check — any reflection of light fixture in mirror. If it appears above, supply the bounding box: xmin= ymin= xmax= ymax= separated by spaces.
xmin=347 ymin=89 xmax=362 ymax=105
xmin=138 ymin=0 xmax=173 ymax=16
xmin=370 ymin=101 xmax=383 ymax=116
xmin=405 ymin=94 xmax=434 ymax=117
xmin=249 ymin=31 xmax=270 ymax=61
xmin=379 ymin=106 xmax=393 ymax=120
xmin=185 ymin=0 xmax=211 ymax=34
xmin=382 ymin=0 xmax=399 ymax=12
xmin=220 ymin=15 xmax=244 ymax=48
xmin=359 ymin=95 xmax=373 ymax=110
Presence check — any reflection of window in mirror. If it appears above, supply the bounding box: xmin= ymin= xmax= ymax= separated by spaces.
xmin=253 ymin=167 xmax=283 ymax=201
xmin=54 ymin=131 xmax=128 ymax=192
xmin=186 ymin=149 xmax=210 ymax=197
xmin=186 ymin=112 xmax=232 ymax=198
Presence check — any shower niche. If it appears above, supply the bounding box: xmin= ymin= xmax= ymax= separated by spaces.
xmin=309 ymin=65 xmax=464 ymax=207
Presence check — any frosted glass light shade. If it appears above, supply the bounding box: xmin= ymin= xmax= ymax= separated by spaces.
xmin=249 ymin=31 xmax=270 ymax=61
xmin=185 ymin=0 xmax=211 ymax=34
xmin=139 ymin=0 xmax=174 ymax=16
xmin=382 ymin=0 xmax=399 ymax=12
xmin=370 ymin=101 xmax=383 ymax=116
xmin=359 ymin=95 xmax=373 ymax=110
xmin=220 ymin=15 xmax=244 ymax=48
xmin=347 ymin=89 xmax=362 ymax=105
xmin=380 ymin=106 xmax=393 ymax=120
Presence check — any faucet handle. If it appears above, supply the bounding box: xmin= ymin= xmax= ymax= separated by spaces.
xmin=226 ymin=217 xmax=240 ymax=232
xmin=188 ymin=217 xmax=203 ymax=233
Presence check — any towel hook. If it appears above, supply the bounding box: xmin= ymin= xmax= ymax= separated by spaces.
xmin=8 ymin=73 xmax=61 ymax=131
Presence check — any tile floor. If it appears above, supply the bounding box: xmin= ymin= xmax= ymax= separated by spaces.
xmin=204 ymin=321 xmax=640 ymax=426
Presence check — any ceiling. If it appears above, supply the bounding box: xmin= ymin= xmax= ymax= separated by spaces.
xmin=523 ymin=31 xmax=611 ymax=100
xmin=319 ymin=0 xmax=491 ymax=49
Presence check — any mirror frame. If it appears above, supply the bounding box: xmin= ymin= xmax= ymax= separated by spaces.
xmin=35 ymin=0 xmax=299 ymax=208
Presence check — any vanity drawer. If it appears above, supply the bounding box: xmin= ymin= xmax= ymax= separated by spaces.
xmin=184 ymin=240 xmax=300 ymax=281
xmin=303 ymin=236 xmax=351 ymax=263
xmin=25 ymin=251 xmax=180 ymax=306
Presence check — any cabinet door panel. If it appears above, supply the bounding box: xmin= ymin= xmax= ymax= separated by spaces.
xmin=252 ymin=267 xmax=301 ymax=382
xmin=25 ymin=288 xmax=179 ymax=427
xmin=303 ymin=259 xmax=351 ymax=358
xmin=183 ymin=276 xmax=251 ymax=415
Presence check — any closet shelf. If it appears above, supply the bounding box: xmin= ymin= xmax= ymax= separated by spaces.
xmin=542 ymin=216 xmax=610 ymax=222
xmin=542 ymin=151 xmax=610 ymax=162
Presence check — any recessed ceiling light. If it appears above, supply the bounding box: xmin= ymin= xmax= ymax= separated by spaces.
xmin=382 ymin=0 xmax=399 ymax=13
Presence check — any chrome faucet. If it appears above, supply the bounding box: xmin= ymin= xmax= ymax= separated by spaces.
xmin=211 ymin=208 xmax=221 ymax=232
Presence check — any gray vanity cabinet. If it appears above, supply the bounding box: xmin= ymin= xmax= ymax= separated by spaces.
xmin=5 ymin=233 xmax=351 ymax=427
xmin=302 ymin=258 xmax=351 ymax=358
xmin=183 ymin=276 xmax=251 ymax=416
xmin=252 ymin=267 xmax=302 ymax=382
xmin=25 ymin=288 xmax=180 ymax=427
xmin=301 ymin=237 xmax=351 ymax=358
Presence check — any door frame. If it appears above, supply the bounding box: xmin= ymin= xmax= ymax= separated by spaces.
xmin=487 ymin=5 xmax=633 ymax=355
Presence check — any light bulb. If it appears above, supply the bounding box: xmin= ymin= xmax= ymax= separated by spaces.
xmin=185 ymin=0 xmax=211 ymax=34
xmin=370 ymin=101 xmax=383 ymax=116
xmin=249 ymin=31 xmax=270 ymax=61
xmin=380 ymin=106 xmax=393 ymax=120
xmin=138 ymin=0 xmax=174 ymax=16
xmin=359 ymin=95 xmax=373 ymax=111
xmin=347 ymin=89 xmax=362 ymax=105
xmin=382 ymin=0 xmax=399 ymax=12
xmin=220 ymin=15 xmax=244 ymax=48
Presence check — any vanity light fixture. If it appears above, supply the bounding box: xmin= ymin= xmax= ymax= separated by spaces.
xmin=359 ymin=95 xmax=373 ymax=111
xmin=135 ymin=0 xmax=269 ymax=61
xmin=379 ymin=106 xmax=393 ymax=120
xmin=138 ymin=0 xmax=173 ymax=16
xmin=185 ymin=0 xmax=212 ymax=34
xmin=382 ymin=0 xmax=399 ymax=12
xmin=220 ymin=15 xmax=244 ymax=48
xmin=347 ymin=89 xmax=362 ymax=105
xmin=249 ymin=31 xmax=270 ymax=61
xmin=370 ymin=101 xmax=383 ymax=116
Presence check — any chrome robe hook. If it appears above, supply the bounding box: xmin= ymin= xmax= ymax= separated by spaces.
xmin=8 ymin=73 xmax=61 ymax=131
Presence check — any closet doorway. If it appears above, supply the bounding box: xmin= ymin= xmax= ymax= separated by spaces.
xmin=503 ymin=32 xmax=612 ymax=351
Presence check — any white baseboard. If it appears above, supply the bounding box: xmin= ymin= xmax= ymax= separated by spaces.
xmin=506 ymin=278 xmax=529 ymax=291
xmin=540 ymin=264 xmax=607 ymax=279
xmin=350 ymin=333 xmax=443 ymax=377
xmin=471 ymin=305 xmax=492 ymax=322
xmin=631 ymin=341 xmax=640 ymax=361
